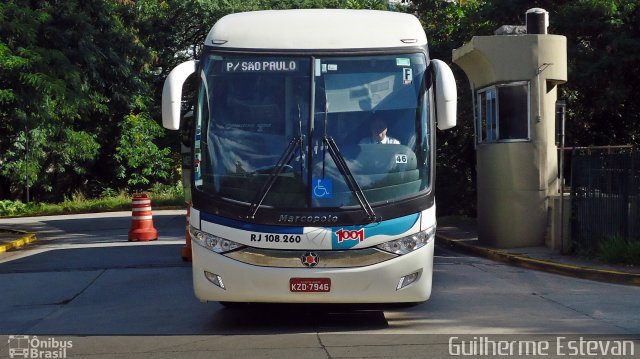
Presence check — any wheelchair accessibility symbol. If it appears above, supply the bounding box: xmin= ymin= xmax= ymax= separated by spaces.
xmin=312 ymin=178 xmax=333 ymax=199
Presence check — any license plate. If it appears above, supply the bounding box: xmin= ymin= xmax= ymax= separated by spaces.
xmin=290 ymin=278 xmax=331 ymax=292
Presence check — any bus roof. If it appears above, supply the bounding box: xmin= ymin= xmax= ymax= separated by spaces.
xmin=204 ymin=9 xmax=428 ymax=50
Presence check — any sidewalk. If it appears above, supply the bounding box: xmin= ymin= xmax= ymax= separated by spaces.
xmin=437 ymin=223 xmax=640 ymax=286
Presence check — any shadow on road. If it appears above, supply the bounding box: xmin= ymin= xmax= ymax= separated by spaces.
xmin=208 ymin=304 xmax=390 ymax=334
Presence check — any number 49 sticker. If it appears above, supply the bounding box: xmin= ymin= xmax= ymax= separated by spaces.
xmin=395 ymin=154 xmax=408 ymax=164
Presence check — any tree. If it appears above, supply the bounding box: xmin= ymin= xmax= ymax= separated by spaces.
xmin=115 ymin=112 xmax=173 ymax=190
xmin=553 ymin=0 xmax=640 ymax=146
xmin=0 ymin=0 xmax=153 ymax=202
xmin=345 ymin=0 xmax=388 ymax=10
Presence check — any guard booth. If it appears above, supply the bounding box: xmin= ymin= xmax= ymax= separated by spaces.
xmin=452 ymin=8 xmax=568 ymax=248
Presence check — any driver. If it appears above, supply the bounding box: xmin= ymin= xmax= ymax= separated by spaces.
xmin=360 ymin=118 xmax=400 ymax=144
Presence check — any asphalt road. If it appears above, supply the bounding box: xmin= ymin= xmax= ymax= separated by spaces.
xmin=1 ymin=211 xmax=639 ymax=358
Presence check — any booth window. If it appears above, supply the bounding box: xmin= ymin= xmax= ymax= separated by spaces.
xmin=476 ymin=82 xmax=530 ymax=143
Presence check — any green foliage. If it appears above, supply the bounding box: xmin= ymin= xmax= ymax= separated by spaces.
xmin=115 ymin=112 xmax=173 ymax=189
xmin=597 ymin=235 xmax=629 ymax=263
xmin=100 ymin=187 xmax=118 ymax=198
xmin=0 ymin=0 xmax=153 ymax=202
xmin=259 ymin=0 xmax=346 ymax=9
xmin=0 ymin=200 xmax=27 ymax=216
xmin=345 ymin=0 xmax=388 ymax=10
xmin=411 ymin=0 xmax=466 ymax=59
xmin=554 ymin=0 xmax=640 ymax=147
xmin=597 ymin=235 xmax=640 ymax=265
xmin=150 ymin=182 xmax=185 ymax=198
xmin=0 ymin=124 xmax=100 ymax=193
xmin=0 ymin=187 xmax=184 ymax=218
xmin=628 ymin=241 xmax=640 ymax=264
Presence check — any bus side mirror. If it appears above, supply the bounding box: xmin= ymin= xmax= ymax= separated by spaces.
xmin=431 ymin=59 xmax=457 ymax=130
xmin=162 ymin=60 xmax=198 ymax=130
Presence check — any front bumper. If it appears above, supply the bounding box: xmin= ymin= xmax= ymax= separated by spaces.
xmin=191 ymin=239 xmax=434 ymax=304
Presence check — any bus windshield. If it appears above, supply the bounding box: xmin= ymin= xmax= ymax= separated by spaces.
xmin=194 ymin=53 xmax=430 ymax=211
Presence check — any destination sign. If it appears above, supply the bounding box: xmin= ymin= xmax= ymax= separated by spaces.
xmin=224 ymin=60 xmax=298 ymax=72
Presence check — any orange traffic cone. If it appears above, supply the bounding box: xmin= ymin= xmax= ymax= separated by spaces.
xmin=128 ymin=193 xmax=158 ymax=241
xmin=182 ymin=203 xmax=192 ymax=262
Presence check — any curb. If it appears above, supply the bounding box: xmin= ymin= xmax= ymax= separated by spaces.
xmin=0 ymin=230 xmax=38 ymax=253
xmin=436 ymin=234 xmax=640 ymax=287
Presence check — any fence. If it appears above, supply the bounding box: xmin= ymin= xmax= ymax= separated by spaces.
xmin=569 ymin=147 xmax=639 ymax=250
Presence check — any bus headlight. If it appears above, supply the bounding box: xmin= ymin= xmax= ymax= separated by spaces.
xmin=189 ymin=226 xmax=244 ymax=253
xmin=376 ymin=226 xmax=435 ymax=255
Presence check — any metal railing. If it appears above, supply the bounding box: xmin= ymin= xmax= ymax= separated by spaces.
xmin=569 ymin=147 xmax=639 ymax=250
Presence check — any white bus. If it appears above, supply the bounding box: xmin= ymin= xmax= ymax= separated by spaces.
xmin=162 ymin=9 xmax=456 ymax=305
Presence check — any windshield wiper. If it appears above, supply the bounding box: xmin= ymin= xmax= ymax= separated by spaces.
xmin=246 ymin=136 xmax=303 ymax=219
xmin=247 ymin=102 xmax=306 ymax=219
xmin=323 ymin=135 xmax=378 ymax=223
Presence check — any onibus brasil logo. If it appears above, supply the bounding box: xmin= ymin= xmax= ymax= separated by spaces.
xmin=7 ymin=335 xmax=73 ymax=358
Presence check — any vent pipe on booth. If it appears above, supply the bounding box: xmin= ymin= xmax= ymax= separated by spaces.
xmin=526 ymin=8 xmax=549 ymax=34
